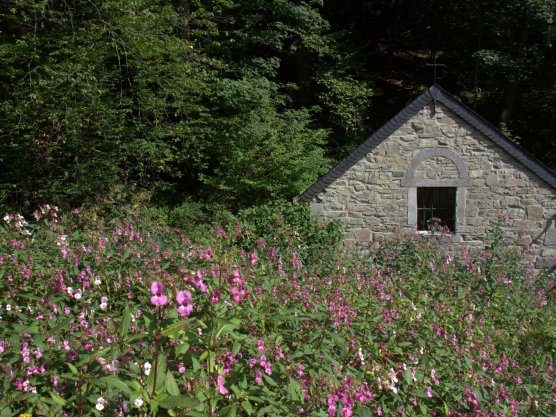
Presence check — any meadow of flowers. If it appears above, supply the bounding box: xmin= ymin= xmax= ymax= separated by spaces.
xmin=0 ymin=205 xmax=555 ymax=416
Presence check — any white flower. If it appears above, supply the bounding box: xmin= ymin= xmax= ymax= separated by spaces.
xmin=134 ymin=396 xmax=144 ymax=407
xmin=96 ymin=396 xmax=105 ymax=411
xmin=74 ymin=290 xmax=82 ymax=300
xmin=5 ymin=304 xmax=11 ymax=312
xmin=144 ymin=362 xmax=152 ymax=376
xmin=67 ymin=287 xmax=74 ymax=296
xmin=2 ymin=214 xmax=9 ymax=223
xmin=94 ymin=277 xmax=102 ymax=286
xmin=388 ymin=369 xmax=398 ymax=384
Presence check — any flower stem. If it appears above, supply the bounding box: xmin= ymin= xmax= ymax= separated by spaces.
xmin=152 ymin=307 xmax=162 ymax=397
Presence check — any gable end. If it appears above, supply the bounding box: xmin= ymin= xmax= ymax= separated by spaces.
xmin=296 ymin=84 xmax=556 ymax=202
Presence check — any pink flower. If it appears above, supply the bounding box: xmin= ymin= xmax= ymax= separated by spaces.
xmin=187 ymin=270 xmax=207 ymax=292
xmin=211 ymin=290 xmax=221 ymax=304
xmin=176 ymin=290 xmax=192 ymax=305
xmin=150 ymin=281 xmax=167 ymax=306
xmin=340 ymin=407 xmax=353 ymax=417
xmin=216 ymin=375 xmax=229 ymax=395
xmin=176 ymin=290 xmax=194 ymax=317
xmin=229 ymin=270 xmax=244 ymax=286
xmin=177 ymin=304 xmax=193 ymax=317
xmin=264 ymin=363 xmax=272 ymax=375
xmin=178 ymin=362 xmax=186 ymax=373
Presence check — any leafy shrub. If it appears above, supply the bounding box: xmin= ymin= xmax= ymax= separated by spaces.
xmin=0 ymin=207 xmax=554 ymax=416
xmin=237 ymin=201 xmax=342 ymax=261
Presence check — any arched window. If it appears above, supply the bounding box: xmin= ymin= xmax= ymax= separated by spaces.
xmin=402 ymin=148 xmax=472 ymax=234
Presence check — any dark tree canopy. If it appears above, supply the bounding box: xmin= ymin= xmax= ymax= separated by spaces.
xmin=1 ymin=0 xmax=554 ymax=211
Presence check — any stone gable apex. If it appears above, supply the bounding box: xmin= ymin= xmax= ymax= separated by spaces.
xmin=296 ymin=84 xmax=556 ymax=202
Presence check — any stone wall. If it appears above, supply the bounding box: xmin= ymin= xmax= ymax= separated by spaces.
xmin=311 ymin=103 xmax=556 ymax=270
xmin=415 ymin=156 xmax=460 ymax=180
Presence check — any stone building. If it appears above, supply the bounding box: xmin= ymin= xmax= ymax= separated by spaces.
xmin=296 ymin=85 xmax=556 ymax=270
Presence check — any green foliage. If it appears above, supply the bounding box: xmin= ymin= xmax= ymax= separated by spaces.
xmin=237 ymin=201 xmax=342 ymax=260
xmin=1 ymin=207 xmax=555 ymax=416
xmin=317 ymin=71 xmax=374 ymax=138
xmin=0 ymin=0 xmax=219 ymax=209
xmin=1 ymin=0 xmax=556 ymax=211
xmin=200 ymin=77 xmax=331 ymax=208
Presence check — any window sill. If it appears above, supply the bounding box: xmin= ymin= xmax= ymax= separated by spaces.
xmin=415 ymin=230 xmax=463 ymax=243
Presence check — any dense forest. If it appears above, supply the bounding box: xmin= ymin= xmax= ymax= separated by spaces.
xmin=1 ymin=0 xmax=555 ymax=212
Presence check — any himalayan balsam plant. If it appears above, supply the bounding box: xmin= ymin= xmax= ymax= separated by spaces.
xmin=0 ymin=205 xmax=554 ymax=416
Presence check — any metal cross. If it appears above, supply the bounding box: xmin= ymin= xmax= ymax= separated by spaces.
xmin=426 ymin=52 xmax=446 ymax=84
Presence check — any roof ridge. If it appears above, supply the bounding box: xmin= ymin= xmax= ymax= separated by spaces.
xmin=296 ymin=85 xmax=556 ymax=202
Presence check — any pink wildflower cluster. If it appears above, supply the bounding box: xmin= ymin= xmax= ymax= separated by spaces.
xmin=2 ymin=212 xmax=31 ymax=235
xmin=229 ymin=269 xmax=248 ymax=303
xmin=150 ymin=281 xmax=167 ymax=306
xmin=186 ymin=270 xmax=207 ymax=293
xmin=150 ymin=281 xmax=196 ymax=317
xmin=176 ymin=290 xmax=194 ymax=317
xmin=327 ymin=380 xmax=375 ymax=417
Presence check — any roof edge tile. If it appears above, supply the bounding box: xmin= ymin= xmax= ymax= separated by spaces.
xmin=297 ymin=84 xmax=556 ymax=202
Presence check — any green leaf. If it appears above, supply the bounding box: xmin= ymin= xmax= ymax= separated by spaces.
xmin=148 ymin=355 xmax=168 ymax=391
xmin=242 ymin=399 xmax=254 ymax=416
xmin=161 ymin=318 xmax=195 ymax=338
xmin=287 ymin=379 xmax=302 ymax=402
xmin=404 ymin=368 xmax=414 ymax=386
xmin=50 ymin=392 xmax=67 ymax=406
xmin=211 ymin=318 xmax=240 ymax=344
xmin=218 ymin=403 xmax=237 ymax=417
xmin=177 ymin=342 xmax=190 ymax=355
xmin=263 ymin=374 xmax=276 ymax=386
xmin=96 ymin=375 xmax=132 ymax=395
xmin=354 ymin=406 xmax=373 ymax=417
xmin=67 ymin=362 xmax=79 ymax=375
xmin=119 ymin=304 xmax=131 ymax=340
xmin=443 ymin=400 xmax=450 ymax=416
xmin=159 ymin=396 xmax=198 ymax=409
xmin=191 ymin=355 xmax=202 ymax=372
xmin=165 ymin=370 xmax=180 ymax=396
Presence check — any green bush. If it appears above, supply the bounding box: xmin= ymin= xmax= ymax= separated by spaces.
xmin=0 ymin=207 xmax=554 ymax=416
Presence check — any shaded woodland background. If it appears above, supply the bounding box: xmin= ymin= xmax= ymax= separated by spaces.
xmin=1 ymin=0 xmax=555 ymax=212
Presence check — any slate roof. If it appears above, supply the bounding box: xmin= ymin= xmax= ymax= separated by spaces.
xmin=296 ymin=84 xmax=556 ymax=202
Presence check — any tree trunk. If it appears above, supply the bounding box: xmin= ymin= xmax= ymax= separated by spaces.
xmin=472 ymin=0 xmax=483 ymax=110
xmin=182 ymin=0 xmax=191 ymax=40
xmin=499 ymin=23 xmax=529 ymax=125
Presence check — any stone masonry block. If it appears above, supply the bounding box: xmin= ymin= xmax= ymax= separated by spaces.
xmin=536 ymin=257 xmax=556 ymax=269
xmin=544 ymin=218 xmax=556 ymax=246
xmin=527 ymin=206 xmax=543 ymax=220
xmin=354 ymin=228 xmax=372 ymax=242
xmin=485 ymin=174 xmax=499 ymax=186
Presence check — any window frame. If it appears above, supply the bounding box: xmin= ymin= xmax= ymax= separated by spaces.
xmin=416 ymin=186 xmax=457 ymax=232
xmin=402 ymin=148 xmax=472 ymax=239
